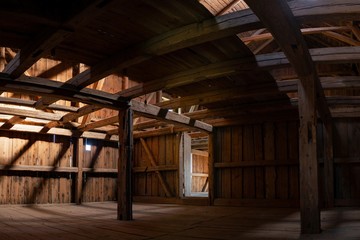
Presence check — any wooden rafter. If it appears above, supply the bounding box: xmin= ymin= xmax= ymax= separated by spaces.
xmin=0 ymin=116 xmax=26 ymax=130
xmin=349 ymin=22 xmax=360 ymax=40
xmin=0 ymin=105 xmax=63 ymax=121
xmin=322 ymin=31 xmax=360 ymax=46
xmin=130 ymin=100 xmax=212 ymax=133
xmin=3 ymin=0 xmax=114 ymax=79
xmin=31 ymin=0 xmax=360 ymax=109
xmin=241 ymin=26 xmax=350 ymax=43
xmin=79 ymin=79 xmax=105 ymax=127
xmin=157 ymin=84 xmax=280 ymax=109
xmin=277 ymin=76 xmax=360 ymax=93
xmin=0 ymin=73 xmax=129 ymax=109
xmin=216 ymin=0 xmax=243 ymax=16
xmin=79 ymin=116 xmax=118 ymax=132
xmin=118 ymin=46 xmax=360 ymax=100
xmin=0 ymin=96 xmax=78 ymax=112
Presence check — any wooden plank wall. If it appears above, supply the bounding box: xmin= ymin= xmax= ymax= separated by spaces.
xmin=331 ymin=119 xmax=360 ymax=206
xmin=0 ymin=131 xmax=73 ymax=204
xmin=191 ymin=152 xmax=208 ymax=193
xmin=0 ymin=131 xmax=119 ymax=204
xmin=133 ymin=133 xmax=180 ymax=199
xmin=81 ymin=139 xmax=118 ymax=202
xmin=213 ymin=121 xmax=300 ymax=207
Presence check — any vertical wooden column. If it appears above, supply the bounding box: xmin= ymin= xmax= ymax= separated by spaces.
xmin=208 ymin=130 xmax=215 ymax=205
xmin=0 ymin=48 xmax=5 ymax=72
xmin=183 ymin=133 xmax=192 ymax=197
xmin=122 ymin=76 xmax=129 ymax=90
xmin=156 ymin=91 xmax=162 ymax=103
xmin=324 ymin=122 xmax=334 ymax=208
xmin=117 ymin=106 xmax=133 ymax=220
xmin=178 ymin=133 xmax=184 ymax=197
xmin=298 ymin=75 xmax=320 ymax=234
xmin=75 ymin=138 xmax=84 ymax=205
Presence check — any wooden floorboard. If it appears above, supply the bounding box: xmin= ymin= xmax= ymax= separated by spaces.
xmin=0 ymin=202 xmax=359 ymax=239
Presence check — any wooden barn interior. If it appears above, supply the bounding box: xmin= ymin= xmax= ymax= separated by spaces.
xmin=0 ymin=0 xmax=360 ymax=239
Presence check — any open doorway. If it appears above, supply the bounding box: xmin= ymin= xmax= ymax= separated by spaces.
xmin=181 ymin=133 xmax=209 ymax=198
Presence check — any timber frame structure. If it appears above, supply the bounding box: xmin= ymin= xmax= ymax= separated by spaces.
xmin=0 ymin=0 xmax=360 ymax=235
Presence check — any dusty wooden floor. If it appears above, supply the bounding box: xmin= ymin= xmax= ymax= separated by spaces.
xmin=0 ymin=202 xmax=359 ymax=240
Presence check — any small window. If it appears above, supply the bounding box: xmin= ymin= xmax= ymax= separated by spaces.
xmin=85 ymin=139 xmax=91 ymax=151
xmin=85 ymin=144 xmax=91 ymax=151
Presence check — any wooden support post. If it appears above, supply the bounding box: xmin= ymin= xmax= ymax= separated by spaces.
xmin=298 ymin=75 xmax=320 ymax=234
xmin=75 ymin=138 xmax=84 ymax=205
xmin=117 ymin=107 xmax=133 ymax=220
xmin=208 ymin=131 xmax=215 ymax=205
xmin=156 ymin=91 xmax=162 ymax=104
xmin=324 ymin=122 xmax=334 ymax=208
xmin=122 ymin=76 xmax=129 ymax=90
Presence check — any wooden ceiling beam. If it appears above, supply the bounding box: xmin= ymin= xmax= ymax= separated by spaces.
xmin=0 ymin=73 xmax=128 ymax=109
xmin=130 ymin=100 xmax=212 ymax=133
xmin=32 ymin=0 xmax=360 ymax=109
xmin=245 ymin=0 xmax=329 ymax=123
xmin=79 ymin=115 xmax=118 ymax=132
xmin=157 ymin=84 xmax=281 ymax=109
xmin=205 ymin=109 xmax=299 ymax=127
xmin=0 ymin=96 xmax=78 ymax=112
xmin=216 ymin=0 xmax=243 ymax=16
xmin=349 ymin=22 xmax=360 ymax=40
xmin=0 ymin=122 xmax=118 ymax=141
xmin=1 ymin=46 xmax=358 ymax=115
xmin=322 ymin=31 xmax=360 ymax=46
xmin=2 ymin=0 xmax=115 ymax=79
xmin=0 ymin=116 xmax=26 ymax=130
xmin=277 ymin=76 xmax=360 ymax=93
xmin=0 ymin=105 xmax=63 ymax=121
xmin=118 ymin=46 xmax=360 ymax=100
xmin=241 ymin=26 xmax=350 ymax=42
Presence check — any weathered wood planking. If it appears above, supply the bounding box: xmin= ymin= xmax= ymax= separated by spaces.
xmin=132 ymin=134 xmax=180 ymax=199
xmin=333 ymin=119 xmax=360 ymax=205
xmin=81 ymin=139 xmax=118 ymax=203
xmin=0 ymin=131 xmax=74 ymax=204
xmin=191 ymin=152 xmax=208 ymax=193
xmin=213 ymin=121 xmax=300 ymax=206
xmin=0 ymin=130 xmax=119 ymax=204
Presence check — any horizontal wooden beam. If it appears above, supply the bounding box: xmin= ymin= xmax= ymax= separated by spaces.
xmin=241 ymin=26 xmax=350 ymax=42
xmin=3 ymin=0 xmax=113 ymax=79
xmin=79 ymin=115 xmax=118 ymax=132
xmin=0 ymin=122 xmax=118 ymax=141
xmin=119 ymin=46 xmax=360 ymax=99
xmin=133 ymin=165 xmax=178 ymax=173
xmin=0 ymin=73 xmax=128 ymax=109
xmin=157 ymin=84 xmax=281 ymax=109
xmin=82 ymin=168 xmax=117 ymax=173
xmin=214 ymin=159 xmax=298 ymax=168
xmin=206 ymin=110 xmax=299 ymax=127
xmin=0 ymin=105 xmax=63 ymax=121
xmin=0 ymin=116 xmax=26 ymax=130
xmin=277 ymin=76 xmax=360 ymax=93
xmin=33 ymin=0 xmax=360 ymax=108
xmin=0 ymin=96 xmax=78 ymax=112
xmin=0 ymin=165 xmax=78 ymax=173
xmin=130 ymin=100 xmax=212 ymax=133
